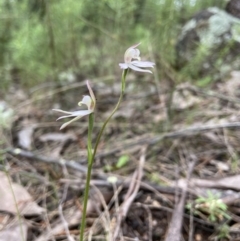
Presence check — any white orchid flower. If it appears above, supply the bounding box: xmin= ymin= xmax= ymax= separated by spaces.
xmin=53 ymin=80 xmax=96 ymax=130
xmin=119 ymin=43 xmax=155 ymax=73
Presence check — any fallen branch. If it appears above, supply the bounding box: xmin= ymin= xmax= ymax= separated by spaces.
xmin=6 ymin=148 xmax=87 ymax=173
xmin=111 ymin=146 xmax=147 ymax=240
xmin=94 ymin=122 xmax=240 ymax=160
xmin=164 ymin=161 xmax=196 ymax=241
xmin=6 ymin=147 xmax=183 ymax=196
xmin=7 ymin=122 xmax=240 ymax=171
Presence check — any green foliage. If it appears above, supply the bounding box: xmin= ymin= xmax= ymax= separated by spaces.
xmin=146 ymin=171 xmax=168 ymax=185
xmin=196 ymin=76 xmax=212 ymax=87
xmin=186 ymin=190 xmax=230 ymax=222
xmin=116 ymin=155 xmax=129 ymax=168
xmin=0 ymin=0 xmax=227 ymax=87
xmin=216 ymin=224 xmax=230 ymax=240
xmin=104 ymin=155 xmax=130 ymax=171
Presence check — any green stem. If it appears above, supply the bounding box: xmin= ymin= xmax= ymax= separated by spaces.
xmin=87 ymin=113 xmax=94 ymax=162
xmin=92 ymin=69 xmax=128 ymax=162
xmin=6 ymin=171 xmax=25 ymax=241
xmin=79 ymin=69 xmax=128 ymax=241
xmin=79 ymin=113 xmax=94 ymax=241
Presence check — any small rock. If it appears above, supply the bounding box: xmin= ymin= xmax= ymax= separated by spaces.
xmin=176 ymin=0 xmax=240 ymax=80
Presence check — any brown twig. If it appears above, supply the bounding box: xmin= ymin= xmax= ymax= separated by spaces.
xmin=6 ymin=148 xmax=87 ymax=173
xmin=111 ymin=146 xmax=147 ymax=240
xmin=6 ymin=122 xmax=240 ymax=174
xmin=94 ymin=122 xmax=240 ymax=160
xmin=164 ymin=161 xmax=196 ymax=241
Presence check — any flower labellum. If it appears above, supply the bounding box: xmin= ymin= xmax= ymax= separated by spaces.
xmin=119 ymin=43 xmax=155 ymax=73
xmin=53 ymin=80 xmax=96 ymax=130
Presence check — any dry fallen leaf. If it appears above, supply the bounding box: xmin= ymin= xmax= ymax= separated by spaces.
xmin=209 ymin=160 xmax=229 ymax=172
xmin=0 ymin=171 xmax=45 ymax=216
xmin=17 ymin=118 xmax=38 ymax=150
xmin=0 ymin=220 xmax=28 ymax=241
xmin=18 ymin=125 xmax=36 ymax=150
xmin=38 ymin=132 xmax=77 ymax=142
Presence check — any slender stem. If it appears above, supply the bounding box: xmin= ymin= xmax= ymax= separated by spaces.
xmin=79 ymin=113 xmax=94 ymax=241
xmin=92 ymin=69 xmax=128 ymax=162
xmin=87 ymin=113 xmax=94 ymax=162
xmin=79 ymin=69 xmax=128 ymax=241
xmin=79 ymin=161 xmax=93 ymax=241
xmin=6 ymin=171 xmax=25 ymax=241
xmin=121 ymin=68 xmax=128 ymax=92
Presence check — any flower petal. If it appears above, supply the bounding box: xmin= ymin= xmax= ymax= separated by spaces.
xmin=119 ymin=43 xmax=155 ymax=74
xmin=127 ymin=43 xmax=141 ymax=49
xmin=132 ymin=49 xmax=140 ymax=60
xmin=52 ymin=109 xmax=73 ymax=115
xmin=53 ymin=81 xmax=96 ymax=130
xmin=59 ymin=115 xmax=84 ymax=130
xmin=119 ymin=63 xmax=129 ymax=69
xmin=79 ymin=95 xmax=92 ymax=109
xmin=56 ymin=110 xmax=92 ymax=120
xmin=124 ymin=43 xmax=141 ymax=63
xmin=128 ymin=64 xmax=153 ymax=73
xmin=86 ymin=80 xmax=96 ymax=110
xmin=131 ymin=61 xmax=155 ymax=68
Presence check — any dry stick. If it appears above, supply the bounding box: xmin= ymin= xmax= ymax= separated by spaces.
xmin=164 ymin=161 xmax=196 ymax=241
xmin=5 ymin=122 xmax=240 ymax=201
xmin=94 ymin=122 xmax=240 ymax=160
xmin=7 ymin=122 xmax=240 ymax=174
xmin=88 ymin=185 xmax=112 ymax=241
xmin=188 ymin=193 xmax=194 ymax=241
xmin=58 ymin=163 xmax=74 ymax=241
xmin=6 ymin=148 xmax=182 ymax=197
xmin=58 ymin=204 xmax=74 ymax=241
xmin=112 ymin=146 xmax=147 ymax=240
xmin=223 ymin=128 xmax=238 ymax=166
xmin=6 ymin=148 xmax=88 ymax=173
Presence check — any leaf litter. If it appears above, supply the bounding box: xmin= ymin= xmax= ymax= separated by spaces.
xmin=1 ymin=72 xmax=240 ymax=240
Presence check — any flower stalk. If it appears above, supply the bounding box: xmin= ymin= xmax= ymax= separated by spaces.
xmin=91 ymin=69 xmax=128 ymax=164
xmin=79 ymin=113 xmax=94 ymax=241
xmin=53 ymin=43 xmax=154 ymax=241
xmin=79 ymin=70 xmax=127 ymax=241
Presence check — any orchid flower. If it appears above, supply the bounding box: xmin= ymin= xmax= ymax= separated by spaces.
xmin=119 ymin=43 xmax=155 ymax=73
xmin=53 ymin=80 xmax=96 ymax=130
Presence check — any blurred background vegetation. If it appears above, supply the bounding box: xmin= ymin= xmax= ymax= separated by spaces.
xmin=0 ymin=0 xmax=226 ymax=90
